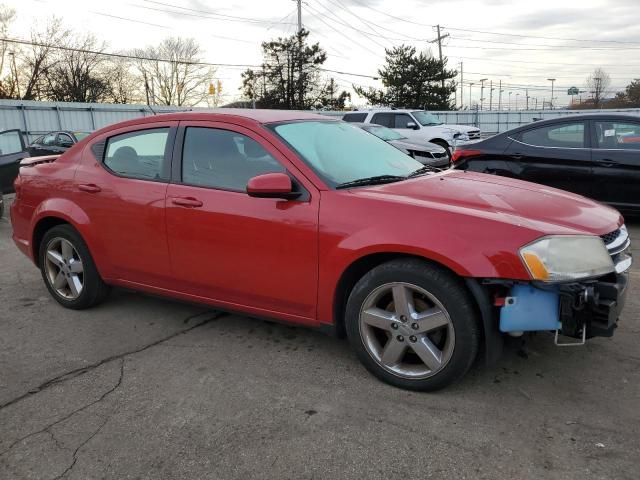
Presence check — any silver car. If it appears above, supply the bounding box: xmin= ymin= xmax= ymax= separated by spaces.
xmin=350 ymin=123 xmax=450 ymax=168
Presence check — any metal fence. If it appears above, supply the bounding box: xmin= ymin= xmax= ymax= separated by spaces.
xmin=2 ymin=99 xmax=640 ymax=140
xmin=0 ymin=99 xmax=188 ymax=142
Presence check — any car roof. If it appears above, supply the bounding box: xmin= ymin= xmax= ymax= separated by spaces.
xmin=140 ymin=109 xmax=332 ymax=125
xmin=506 ymin=113 xmax=640 ymax=134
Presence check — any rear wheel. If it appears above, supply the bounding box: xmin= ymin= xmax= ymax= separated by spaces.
xmin=345 ymin=259 xmax=479 ymax=391
xmin=39 ymin=224 xmax=110 ymax=309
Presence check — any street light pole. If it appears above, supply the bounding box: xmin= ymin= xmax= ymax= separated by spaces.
xmin=508 ymin=91 xmax=512 ymax=110
xmin=479 ymin=78 xmax=488 ymax=111
xmin=516 ymin=93 xmax=520 ymax=110
xmin=468 ymin=82 xmax=474 ymax=110
xmin=547 ymin=78 xmax=556 ymax=109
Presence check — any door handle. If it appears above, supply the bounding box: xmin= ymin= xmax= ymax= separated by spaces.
xmin=78 ymin=183 xmax=101 ymax=193
xmin=171 ymin=196 xmax=203 ymax=208
xmin=597 ymin=159 xmax=615 ymax=167
xmin=510 ymin=154 xmax=523 ymax=160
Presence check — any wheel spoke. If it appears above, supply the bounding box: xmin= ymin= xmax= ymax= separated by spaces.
xmin=69 ymin=259 xmax=84 ymax=274
xmin=380 ymin=338 xmax=406 ymax=367
xmin=361 ymin=307 xmax=396 ymax=331
xmin=392 ymin=285 xmax=415 ymax=319
xmin=411 ymin=337 xmax=443 ymax=371
xmin=68 ymin=275 xmax=82 ymax=297
xmin=414 ymin=307 xmax=449 ymax=333
xmin=61 ymin=240 xmax=74 ymax=262
xmin=47 ymin=249 xmax=64 ymax=266
xmin=53 ymin=271 xmax=67 ymax=289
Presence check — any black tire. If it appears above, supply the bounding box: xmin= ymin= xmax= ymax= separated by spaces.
xmin=345 ymin=259 xmax=480 ymax=391
xmin=39 ymin=224 xmax=110 ymax=309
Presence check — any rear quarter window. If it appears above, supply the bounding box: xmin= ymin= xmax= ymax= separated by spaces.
xmin=342 ymin=113 xmax=367 ymax=123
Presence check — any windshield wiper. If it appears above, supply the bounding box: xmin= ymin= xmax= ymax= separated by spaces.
xmin=335 ymin=175 xmax=405 ymax=189
xmin=406 ymin=166 xmax=439 ymax=178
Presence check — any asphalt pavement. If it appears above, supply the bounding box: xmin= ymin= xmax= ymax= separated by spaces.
xmin=1 ymin=197 xmax=639 ymax=480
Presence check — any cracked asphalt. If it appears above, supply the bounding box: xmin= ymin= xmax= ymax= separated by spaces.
xmin=1 ymin=196 xmax=639 ymax=480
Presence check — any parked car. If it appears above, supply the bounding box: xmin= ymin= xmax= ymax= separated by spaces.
xmin=452 ymin=114 xmax=640 ymax=213
xmin=343 ymin=109 xmax=481 ymax=154
xmin=0 ymin=128 xmax=30 ymax=218
xmin=351 ymin=122 xmax=449 ymax=168
xmin=28 ymin=131 xmax=91 ymax=157
xmin=11 ymin=110 xmax=631 ymax=391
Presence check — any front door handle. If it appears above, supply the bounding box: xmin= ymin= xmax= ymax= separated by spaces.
xmin=171 ymin=196 xmax=203 ymax=208
xmin=78 ymin=183 xmax=101 ymax=193
xmin=510 ymin=154 xmax=523 ymax=160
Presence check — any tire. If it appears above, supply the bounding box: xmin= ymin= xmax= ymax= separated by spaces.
xmin=345 ymin=259 xmax=480 ymax=391
xmin=39 ymin=224 xmax=110 ymax=309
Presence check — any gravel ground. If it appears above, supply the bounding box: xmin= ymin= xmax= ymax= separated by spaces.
xmin=1 ymin=196 xmax=638 ymax=480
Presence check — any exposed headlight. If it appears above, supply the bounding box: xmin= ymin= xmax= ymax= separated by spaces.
xmin=519 ymin=235 xmax=614 ymax=282
xmin=453 ymin=132 xmax=469 ymax=141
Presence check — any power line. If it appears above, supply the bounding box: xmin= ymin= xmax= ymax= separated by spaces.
xmin=343 ymin=0 xmax=640 ymax=46
xmin=140 ymin=0 xmax=297 ymax=25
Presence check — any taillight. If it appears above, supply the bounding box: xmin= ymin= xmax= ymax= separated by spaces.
xmin=451 ymin=148 xmax=483 ymax=164
xmin=13 ymin=174 xmax=22 ymax=199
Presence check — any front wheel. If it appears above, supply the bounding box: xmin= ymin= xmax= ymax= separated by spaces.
xmin=39 ymin=224 xmax=110 ymax=309
xmin=345 ymin=259 xmax=480 ymax=391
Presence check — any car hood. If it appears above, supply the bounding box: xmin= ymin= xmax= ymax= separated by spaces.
xmin=446 ymin=124 xmax=480 ymax=133
xmin=388 ymin=139 xmax=446 ymax=153
xmin=350 ymin=170 xmax=622 ymax=236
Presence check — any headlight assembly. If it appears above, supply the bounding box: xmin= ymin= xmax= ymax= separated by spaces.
xmin=520 ymin=235 xmax=614 ymax=282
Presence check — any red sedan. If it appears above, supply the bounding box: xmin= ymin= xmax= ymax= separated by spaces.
xmin=10 ymin=110 xmax=632 ymax=391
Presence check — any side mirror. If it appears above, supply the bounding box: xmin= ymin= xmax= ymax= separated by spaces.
xmin=246 ymin=172 xmax=300 ymax=200
xmin=406 ymin=122 xmax=419 ymax=130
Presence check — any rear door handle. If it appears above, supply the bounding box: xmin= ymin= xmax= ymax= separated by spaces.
xmin=596 ymin=159 xmax=615 ymax=167
xmin=171 ymin=196 xmax=203 ymax=208
xmin=78 ymin=183 xmax=101 ymax=193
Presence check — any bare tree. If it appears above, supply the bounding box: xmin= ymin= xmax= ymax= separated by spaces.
xmin=43 ymin=34 xmax=111 ymax=102
xmin=18 ymin=17 xmax=70 ymax=100
xmin=132 ymin=37 xmax=213 ymax=106
xmin=0 ymin=4 xmax=17 ymax=98
xmin=106 ymin=57 xmax=140 ymax=104
xmin=586 ymin=68 xmax=611 ymax=108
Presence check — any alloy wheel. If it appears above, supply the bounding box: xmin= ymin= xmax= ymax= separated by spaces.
xmin=44 ymin=237 xmax=84 ymax=300
xmin=359 ymin=282 xmax=455 ymax=379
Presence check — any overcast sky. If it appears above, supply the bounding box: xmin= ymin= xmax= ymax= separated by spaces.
xmin=6 ymin=0 xmax=640 ymax=108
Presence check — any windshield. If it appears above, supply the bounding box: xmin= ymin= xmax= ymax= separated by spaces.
xmin=272 ymin=121 xmax=422 ymax=187
xmin=412 ymin=111 xmax=443 ymax=126
xmin=362 ymin=125 xmax=406 ymax=141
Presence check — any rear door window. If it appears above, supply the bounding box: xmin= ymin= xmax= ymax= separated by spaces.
xmin=594 ymin=121 xmax=640 ymax=150
xmin=42 ymin=133 xmax=56 ymax=146
xmin=520 ymin=122 xmax=585 ymax=148
xmin=342 ymin=113 xmax=367 ymax=123
xmin=370 ymin=113 xmax=394 ymax=128
xmin=104 ymin=128 xmax=170 ymax=181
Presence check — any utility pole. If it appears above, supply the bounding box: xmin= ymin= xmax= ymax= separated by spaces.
xmin=468 ymin=82 xmax=474 ymax=110
xmin=489 ymin=80 xmax=494 ymax=111
xmin=479 ymin=78 xmax=488 ymax=110
xmin=508 ymin=91 xmax=512 ymax=110
xmin=498 ymin=80 xmax=503 ymax=110
xmin=430 ymin=25 xmax=450 ymax=91
xmin=459 ymin=62 xmax=463 ymax=109
xmin=297 ymin=0 xmax=303 ymax=109
xmin=526 ymin=88 xmax=529 ymax=110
